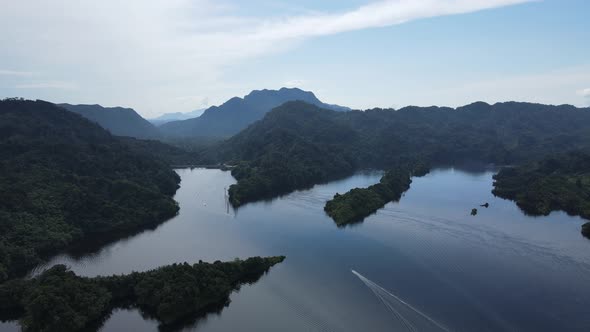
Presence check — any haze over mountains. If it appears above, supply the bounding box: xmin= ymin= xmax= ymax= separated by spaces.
xmin=59 ymin=103 xmax=160 ymax=139
xmin=59 ymin=88 xmax=349 ymax=140
xmin=149 ymin=109 xmax=206 ymax=126
xmin=158 ymin=88 xmax=350 ymax=138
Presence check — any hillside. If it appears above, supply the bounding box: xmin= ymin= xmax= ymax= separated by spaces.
xmin=149 ymin=108 xmax=206 ymax=125
xmin=159 ymin=88 xmax=349 ymax=138
xmin=493 ymin=151 xmax=590 ymax=238
xmin=0 ymin=99 xmax=181 ymax=281
xmin=213 ymin=101 xmax=590 ymax=206
xmin=118 ymin=136 xmax=201 ymax=166
xmin=60 ymin=103 xmax=160 ymax=139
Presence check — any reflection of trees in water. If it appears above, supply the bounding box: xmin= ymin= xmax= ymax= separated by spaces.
xmin=29 ymin=223 xmax=169 ymax=277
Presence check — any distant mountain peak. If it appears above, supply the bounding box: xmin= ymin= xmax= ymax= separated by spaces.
xmin=59 ymin=103 xmax=159 ymax=139
xmin=159 ymin=88 xmax=350 ymax=138
xmin=149 ymin=108 xmax=206 ymax=125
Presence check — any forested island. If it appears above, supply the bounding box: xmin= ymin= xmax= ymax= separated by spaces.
xmin=0 ymin=256 xmax=285 ymax=331
xmin=493 ymin=152 xmax=590 ymax=238
xmin=0 ymin=99 xmax=289 ymax=331
xmin=3 ymin=96 xmax=590 ymax=331
xmin=324 ymin=162 xmax=429 ymax=226
xmin=0 ymin=99 xmax=184 ymax=282
xmin=209 ymin=101 xmax=590 ymax=208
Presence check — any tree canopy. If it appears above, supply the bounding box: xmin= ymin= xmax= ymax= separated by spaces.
xmin=208 ymin=101 xmax=590 ymax=207
xmin=325 ymin=161 xmax=429 ymax=226
xmin=0 ymin=256 xmax=285 ymax=331
xmin=0 ymin=99 xmax=182 ymax=281
xmin=493 ymin=151 xmax=590 ymax=238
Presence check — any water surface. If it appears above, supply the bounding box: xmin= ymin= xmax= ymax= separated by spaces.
xmin=6 ymin=167 xmax=590 ymax=331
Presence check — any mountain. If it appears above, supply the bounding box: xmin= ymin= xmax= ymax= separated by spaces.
xmin=209 ymin=101 xmax=590 ymax=206
xmin=59 ymin=103 xmax=160 ymax=139
xmin=149 ymin=109 xmax=206 ymax=125
xmin=159 ymin=88 xmax=350 ymax=138
xmin=0 ymin=98 xmax=181 ymax=281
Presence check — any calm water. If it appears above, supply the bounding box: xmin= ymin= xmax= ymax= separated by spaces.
xmin=4 ymin=168 xmax=590 ymax=331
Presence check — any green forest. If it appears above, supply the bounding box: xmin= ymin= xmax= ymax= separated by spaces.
xmin=324 ymin=161 xmax=429 ymax=226
xmin=0 ymin=99 xmax=182 ymax=282
xmin=3 ymin=97 xmax=590 ymax=331
xmin=493 ymin=151 xmax=590 ymax=237
xmin=210 ymin=101 xmax=590 ymax=207
xmin=0 ymin=256 xmax=285 ymax=331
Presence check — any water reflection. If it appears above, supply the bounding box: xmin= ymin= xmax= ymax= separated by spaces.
xmin=7 ymin=167 xmax=590 ymax=332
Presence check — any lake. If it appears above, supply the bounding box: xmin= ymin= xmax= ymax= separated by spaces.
xmin=4 ymin=167 xmax=590 ymax=331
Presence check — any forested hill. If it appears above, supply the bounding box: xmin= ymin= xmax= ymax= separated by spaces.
xmin=159 ymin=87 xmax=350 ymax=138
xmin=0 ymin=99 xmax=181 ymax=282
xmin=0 ymin=257 xmax=285 ymax=331
xmin=60 ymin=103 xmax=161 ymax=139
xmin=493 ymin=151 xmax=590 ymax=238
xmin=211 ymin=101 xmax=590 ymax=207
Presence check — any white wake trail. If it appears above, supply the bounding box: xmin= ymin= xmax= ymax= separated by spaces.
xmin=352 ymin=269 xmax=451 ymax=332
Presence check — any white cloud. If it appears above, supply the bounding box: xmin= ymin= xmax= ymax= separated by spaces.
xmin=0 ymin=0 xmax=533 ymax=115
xmin=577 ymin=88 xmax=590 ymax=98
xmin=248 ymin=0 xmax=531 ymax=41
xmin=0 ymin=70 xmax=34 ymax=76
xmin=283 ymin=79 xmax=307 ymax=88
xmin=15 ymin=81 xmax=78 ymax=90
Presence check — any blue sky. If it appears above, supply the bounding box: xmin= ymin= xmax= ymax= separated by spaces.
xmin=0 ymin=0 xmax=589 ymax=116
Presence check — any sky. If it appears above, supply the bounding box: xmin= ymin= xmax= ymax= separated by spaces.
xmin=0 ymin=0 xmax=589 ymax=117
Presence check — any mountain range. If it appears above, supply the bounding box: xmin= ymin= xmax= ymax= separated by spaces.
xmin=59 ymin=103 xmax=160 ymax=139
xmin=158 ymin=88 xmax=350 ymax=138
xmin=59 ymin=88 xmax=348 ymax=140
xmin=148 ymin=109 xmax=206 ymax=125
xmin=210 ymin=100 xmax=590 ymax=206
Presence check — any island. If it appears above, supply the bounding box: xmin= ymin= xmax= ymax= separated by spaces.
xmin=211 ymin=101 xmax=590 ymax=208
xmin=324 ymin=162 xmax=429 ymax=226
xmin=0 ymin=256 xmax=285 ymax=331
xmin=492 ymin=151 xmax=590 ymax=238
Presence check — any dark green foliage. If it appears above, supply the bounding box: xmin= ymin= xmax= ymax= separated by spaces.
xmin=471 ymin=208 xmax=478 ymax=216
xmin=21 ymin=265 xmax=111 ymax=332
xmin=0 ymin=99 xmax=181 ymax=281
xmin=324 ymin=164 xmax=426 ymax=226
xmin=1 ymin=257 xmax=285 ymax=331
xmin=493 ymin=152 xmax=590 ymax=229
xmin=582 ymin=223 xmax=590 ymax=239
xmin=118 ymin=136 xmax=201 ymax=166
xmin=107 ymin=256 xmax=285 ymax=325
xmin=216 ymin=100 xmax=590 ymax=207
xmin=219 ymin=102 xmax=359 ymax=206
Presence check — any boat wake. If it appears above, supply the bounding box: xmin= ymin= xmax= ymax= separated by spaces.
xmin=352 ymin=270 xmax=451 ymax=332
